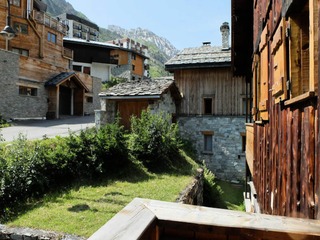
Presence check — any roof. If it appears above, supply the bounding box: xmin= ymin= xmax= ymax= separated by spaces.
xmin=63 ymin=37 xmax=119 ymax=50
xmin=65 ymin=13 xmax=99 ymax=31
xmin=165 ymin=45 xmax=231 ymax=71
xmin=45 ymin=72 xmax=89 ymax=92
xmin=99 ymin=77 xmax=181 ymax=100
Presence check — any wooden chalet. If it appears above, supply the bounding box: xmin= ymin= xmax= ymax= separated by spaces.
xmin=0 ymin=0 xmax=96 ymax=119
xmin=97 ymin=77 xmax=181 ymax=130
xmin=234 ymin=0 xmax=320 ymax=219
xmin=165 ymin=24 xmax=247 ymax=182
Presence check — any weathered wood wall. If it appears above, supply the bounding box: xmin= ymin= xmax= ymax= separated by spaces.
xmin=174 ymin=68 xmax=246 ymax=115
xmin=254 ymin=101 xmax=317 ymax=218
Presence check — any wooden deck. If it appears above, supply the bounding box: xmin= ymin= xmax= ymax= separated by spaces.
xmin=88 ymin=198 xmax=320 ymax=240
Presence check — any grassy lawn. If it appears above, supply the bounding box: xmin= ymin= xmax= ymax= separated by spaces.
xmin=215 ymin=180 xmax=245 ymax=211
xmin=6 ymin=158 xmax=198 ymax=238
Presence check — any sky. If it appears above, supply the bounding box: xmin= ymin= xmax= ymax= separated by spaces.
xmin=66 ymin=0 xmax=231 ymax=50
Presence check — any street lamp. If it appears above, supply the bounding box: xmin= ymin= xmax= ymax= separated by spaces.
xmin=0 ymin=0 xmax=16 ymax=42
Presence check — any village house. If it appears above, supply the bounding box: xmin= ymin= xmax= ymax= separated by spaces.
xmin=108 ymin=38 xmax=150 ymax=80
xmin=165 ymin=23 xmax=247 ymax=182
xmin=238 ymin=0 xmax=320 ymax=219
xmin=0 ymin=0 xmax=98 ymax=119
xmin=95 ymin=77 xmax=181 ymax=130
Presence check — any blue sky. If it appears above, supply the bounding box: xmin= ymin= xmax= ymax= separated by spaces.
xmin=66 ymin=0 xmax=231 ymax=50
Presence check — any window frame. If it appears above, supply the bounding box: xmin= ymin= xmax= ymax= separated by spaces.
xmin=10 ymin=0 xmax=20 ymax=7
xmin=202 ymin=95 xmax=215 ymax=115
xmin=13 ymin=22 xmax=28 ymax=34
xmin=47 ymin=32 xmax=57 ymax=44
xmin=18 ymin=86 xmax=38 ymax=97
xmin=12 ymin=47 xmax=29 ymax=57
xmin=202 ymin=131 xmax=214 ymax=154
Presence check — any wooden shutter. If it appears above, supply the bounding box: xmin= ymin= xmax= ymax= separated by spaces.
xmin=259 ymin=25 xmax=269 ymax=121
xmin=271 ymin=18 xmax=287 ymax=103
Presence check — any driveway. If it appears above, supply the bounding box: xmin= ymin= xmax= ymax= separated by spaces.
xmin=0 ymin=115 xmax=95 ymax=142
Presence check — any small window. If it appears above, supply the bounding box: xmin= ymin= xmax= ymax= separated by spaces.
xmin=13 ymin=22 xmax=28 ymax=34
xmin=83 ymin=66 xmax=91 ymax=75
xmin=87 ymin=97 xmax=93 ymax=103
xmin=19 ymin=86 xmax=37 ymax=96
xmin=47 ymin=32 xmax=57 ymax=44
xmin=132 ymin=64 xmax=135 ymax=71
xmin=10 ymin=0 xmax=20 ymax=7
xmin=202 ymin=131 xmax=214 ymax=153
xmin=73 ymin=65 xmax=82 ymax=72
xmin=12 ymin=48 xmax=29 ymax=57
xmin=203 ymin=98 xmax=213 ymax=115
xmin=132 ymin=53 xmax=136 ymax=60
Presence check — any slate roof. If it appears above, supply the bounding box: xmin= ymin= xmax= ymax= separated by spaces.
xmin=99 ymin=77 xmax=181 ymax=100
xmin=165 ymin=45 xmax=231 ymax=71
xmin=45 ymin=72 xmax=89 ymax=92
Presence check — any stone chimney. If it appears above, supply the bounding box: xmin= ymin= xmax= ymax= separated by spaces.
xmin=220 ymin=22 xmax=230 ymax=50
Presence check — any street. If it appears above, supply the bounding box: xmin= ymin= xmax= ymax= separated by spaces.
xmin=0 ymin=116 xmax=95 ymax=142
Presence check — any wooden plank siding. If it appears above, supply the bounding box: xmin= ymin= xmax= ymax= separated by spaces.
xmin=174 ymin=68 xmax=246 ymax=116
xmin=253 ymin=103 xmax=318 ymax=218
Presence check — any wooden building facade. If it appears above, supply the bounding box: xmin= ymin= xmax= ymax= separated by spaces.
xmin=236 ymin=0 xmax=320 ymax=219
xmin=0 ymin=0 xmax=96 ymax=119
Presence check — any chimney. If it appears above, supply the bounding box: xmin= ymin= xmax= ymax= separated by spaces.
xmin=220 ymin=22 xmax=230 ymax=50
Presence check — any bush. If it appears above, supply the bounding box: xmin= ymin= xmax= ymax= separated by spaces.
xmin=0 ymin=122 xmax=129 ymax=219
xmin=128 ymin=109 xmax=181 ymax=171
xmin=203 ymin=167 xmax=224 ymax=207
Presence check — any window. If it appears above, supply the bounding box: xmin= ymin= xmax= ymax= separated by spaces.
xmin=83 ymin=66 xmax=91 ymax=75
xmin=87 ymin=97 xmax=93 ymax=103
xmin=288 ymin=1 xmax=311 ymax=98
xmin=73 ymin=65 xmax=82 ymax=72
xmin=202 ymin=131 xmax=214 ymax=153
xmin=47 ymin=32 xmax=57 ymax=44
xmin=132 ymin=53 xmax=136 ymax=60
xmin=132 ymin=64 xmax=135 ymax=71
xmin=10 ymin=0 xmax=20 ymax=7
xmin=203 ymin=97 xmax=214 ymax=115
xmin=12 ymin=48 xmax=29 ymax=57
xmin=19 ymin=86 xmax=37 ymax=96
xmin=13 ymin=22 xmax=28 ymax=34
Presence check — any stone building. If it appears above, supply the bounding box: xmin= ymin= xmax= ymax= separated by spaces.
xmin=165 ymin=23 xmax=247 ymax=181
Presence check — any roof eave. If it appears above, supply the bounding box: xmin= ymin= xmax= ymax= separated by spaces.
xmin=99 ymin=95 xmax=161 ymax=100
xmin=165 ymin=62 xmax=231 ymax=71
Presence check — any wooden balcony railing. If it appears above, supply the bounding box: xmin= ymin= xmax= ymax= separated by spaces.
xmin=88 ymin=198 xmax=320 ymax=240
xmin=246 ymin=123 xmax=254 ymax=175
xmin=62 ymin=47 xmax=73 ymax=60
xmin=31 ymin=10 xmax=67 ymax=34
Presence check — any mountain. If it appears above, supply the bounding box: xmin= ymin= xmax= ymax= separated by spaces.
xmin=41 ymin=0 xmax=178 ymax=78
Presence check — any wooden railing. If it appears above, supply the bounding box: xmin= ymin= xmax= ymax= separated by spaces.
xmin=31 ymin=10 xmax=67 ymax=34
xmin=245 ymin=123 xmax=254 ymax=175
xmin=62 ymin=47 xmax=73 ymax=60
xmin=88 ymin=198 xmax=320 ymax=240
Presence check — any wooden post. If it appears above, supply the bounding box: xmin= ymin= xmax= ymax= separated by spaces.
xmin=316 ymin=0 xmax=320 ymax=220
xmin=56 ymin=85 xmax=60 ymax=119
xmin=71 ymin=88 xmax=74 ymax=116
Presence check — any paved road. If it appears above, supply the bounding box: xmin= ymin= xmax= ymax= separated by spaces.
xmin=0 ymin=115 xmax=95 ymax=142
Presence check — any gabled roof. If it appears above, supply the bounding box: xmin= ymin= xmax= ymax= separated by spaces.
xmin=165 ymin=45 xmax=231 ymax=71
xmin=45 ymin=72 xmax=89 ymax=92
xmin=99 ymin=77 xmax=181 ymax=100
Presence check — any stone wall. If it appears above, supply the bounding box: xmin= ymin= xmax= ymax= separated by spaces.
xmin=0 ymin=225 xmax=84 ymax=240
xmin=176 ymin=169 xmax=204 ymax=205
xmin=149 ymin=92 xmax=176 ymax=116
xmin=178 ymin=116 xmax=246 ymax=182
xmin=0 ymin=50 xmax=48 ymax=120
xmin=84 ymin=77 xmax=102 ymax=115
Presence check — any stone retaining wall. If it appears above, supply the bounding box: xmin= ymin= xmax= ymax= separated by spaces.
xmin=176 ymin=168 xmax=204 ymax=205
xmin=0 ymin=225 xmax=84 ymax=240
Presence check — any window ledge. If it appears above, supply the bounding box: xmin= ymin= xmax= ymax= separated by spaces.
xmin=284 ymin=91 xmax=315 ymax=106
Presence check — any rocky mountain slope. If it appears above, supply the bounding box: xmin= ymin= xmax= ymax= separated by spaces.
xmin=41 ymin=0 xmax=178 ymax=77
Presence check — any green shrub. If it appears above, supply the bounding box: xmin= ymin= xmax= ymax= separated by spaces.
xmin=203 ymin=167 xmax=224 ymax=207
xmin=128 ymin=109 xmax=181 ymax=171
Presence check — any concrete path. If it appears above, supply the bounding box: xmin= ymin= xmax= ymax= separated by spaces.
xmin=0 ymin=115 xmax=95 ymax=142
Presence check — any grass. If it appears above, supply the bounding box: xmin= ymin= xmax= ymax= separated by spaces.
xmin=215 ymin=180 xmax=245 ymax=211
xmin=6 ymin=154 xmax=199 ymax=238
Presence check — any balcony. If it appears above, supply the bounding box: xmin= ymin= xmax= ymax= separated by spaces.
xmin=62 ymin=47 xmax=73 ymax=60
xmin=88 ymin=198 xmax=320 ymax=240
xmin=31 ymin=10 xmax=67 ymax=34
